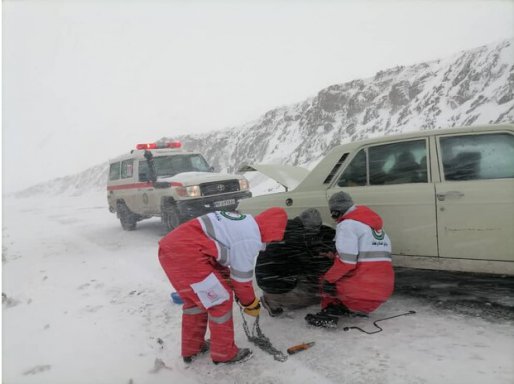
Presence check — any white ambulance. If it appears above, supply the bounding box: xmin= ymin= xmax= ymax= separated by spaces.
xmin=107 ymin=141 xmax=252 ymax=231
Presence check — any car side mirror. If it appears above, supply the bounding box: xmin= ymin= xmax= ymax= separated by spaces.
xmin=144 ymin=150 xmax=158 ymax=183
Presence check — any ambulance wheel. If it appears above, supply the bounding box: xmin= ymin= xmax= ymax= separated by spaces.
xmin=117 ymin=202 xmax=137 ymax=231
xmin=163 ymin=205 xmax=180 ymax=232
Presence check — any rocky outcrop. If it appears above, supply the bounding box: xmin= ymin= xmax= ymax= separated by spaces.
xmin=17 ymin=39 xmax=514 ymax=197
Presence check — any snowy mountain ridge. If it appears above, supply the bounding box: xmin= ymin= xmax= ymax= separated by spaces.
xmin=16 ymin=38 xmax=514 ymax=197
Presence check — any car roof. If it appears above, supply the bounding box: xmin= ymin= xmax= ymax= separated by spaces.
xmin=108 ymin=148 xmax=201 ymax=163
xmin=334 ymin=123 xmax=513 ymax=151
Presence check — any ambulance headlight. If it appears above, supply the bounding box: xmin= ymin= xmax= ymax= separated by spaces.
xmin=176 ymin=185 xmax=201 ymax=197
xmin=239 ymin=178 xmax=250 ymax=191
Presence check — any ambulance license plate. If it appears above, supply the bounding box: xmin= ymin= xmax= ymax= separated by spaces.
xmin=213 ymin=199 xmax=236 ymax=208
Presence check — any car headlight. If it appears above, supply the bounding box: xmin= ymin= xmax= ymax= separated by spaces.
xmin=175 ymin=185 xmax=201 ymax=197
xmin=239 ymin=178 xmax=250 ymax=191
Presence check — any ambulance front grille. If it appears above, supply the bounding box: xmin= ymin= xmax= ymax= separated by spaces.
xmin=200 ymin=180 xmax=240 ymax=196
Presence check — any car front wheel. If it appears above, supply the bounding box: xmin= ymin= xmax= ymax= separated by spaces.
xmin=162 ymin=205 xmax=181 ymax=232
xmin=117 ymin=202 xmax=137 ymax=231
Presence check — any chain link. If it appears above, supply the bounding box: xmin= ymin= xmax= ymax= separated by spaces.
xmin=239 ymin=307 xmax=288 ymax=362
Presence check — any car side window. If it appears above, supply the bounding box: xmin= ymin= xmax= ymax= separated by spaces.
xmin=138 ymin=161 xmax=149 ymax=182
xmin=121 ymin=159 xmax=134 ymax=179
xmin=369 ymin=140 xmax=428 ymax=185
xmin=109 ymin=162 xmax=121 ymax=181
xmin=440 ymin=133 xmax=514 ymax=181
xmin=337 ymin=149 xmax=367 ymax=187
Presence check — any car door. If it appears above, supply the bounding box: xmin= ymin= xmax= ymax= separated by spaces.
xmin=107 ymin=161 xmax=122 ymax=210
xmin=117 ymin=159 xmax=137 ymax=210
xmin=435 ymin=131 xmax=514 ymax=261
xmin=136 ymin=159 xmax=160 ymax=215
xmin=328 ymin=138 xmax=438 ymax=257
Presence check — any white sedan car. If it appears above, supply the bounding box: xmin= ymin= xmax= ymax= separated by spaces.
xmin=237 ymin=124 xmax=514 ymax=276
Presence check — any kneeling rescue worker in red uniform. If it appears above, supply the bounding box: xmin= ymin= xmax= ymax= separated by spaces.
xmin=305 ymin=191 xmax=394 ymax=328
xmin=158 ymin=208 xmax=288 ymax=364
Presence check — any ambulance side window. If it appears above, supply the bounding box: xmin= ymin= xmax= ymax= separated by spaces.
xmin=121 ymin=159 xmax=134 ymax=179
xmin=139 ymin=161 xmax=149 ymax=182
xmin=109 ymin=162 xmax=121 ymax=181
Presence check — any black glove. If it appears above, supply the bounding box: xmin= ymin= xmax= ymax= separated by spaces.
xmin=321 ymin=280 xmax=337 ymax=295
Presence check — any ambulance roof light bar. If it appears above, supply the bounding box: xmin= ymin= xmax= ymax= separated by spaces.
xmin=136 ymin=141 xmax=182 ymax=150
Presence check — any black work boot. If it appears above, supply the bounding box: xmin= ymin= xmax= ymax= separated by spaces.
xmin=305 ymin=303 xmax=351 ymax=328
xmin=324 ymin=303 xmax=351 ymax=316
xmin=213 ymin=348 xmax=253 ymax=365
xmin=305 ymin=311 xmax=339 ymax=328
xmin=183 ymin=340 xmax=210 ymax=363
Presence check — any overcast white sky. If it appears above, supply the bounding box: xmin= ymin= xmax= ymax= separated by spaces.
xmin=2 ymin=0 xmax=514 ymax=193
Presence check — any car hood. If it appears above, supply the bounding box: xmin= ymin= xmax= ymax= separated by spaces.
xmin=238 ymin=164 xmax=309 ymax=190
xmin=160 ymin=172 xmax=240 ymax=185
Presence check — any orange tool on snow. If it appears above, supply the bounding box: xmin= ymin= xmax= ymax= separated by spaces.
xmin=287 ymin=342 xmax=315 ymax=355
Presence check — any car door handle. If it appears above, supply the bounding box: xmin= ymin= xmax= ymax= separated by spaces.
xmin=437 ymin=191 xmax=465 ymax=201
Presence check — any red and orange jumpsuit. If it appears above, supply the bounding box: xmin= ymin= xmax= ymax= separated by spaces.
xmin=158 ymin=208 xmax=287 ymax=362
xmin=322 ymin=205 xmax=394 ymax=314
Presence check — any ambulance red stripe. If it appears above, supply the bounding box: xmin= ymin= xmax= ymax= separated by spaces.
xmin=106 ymin=181 xmax=182 ymax=191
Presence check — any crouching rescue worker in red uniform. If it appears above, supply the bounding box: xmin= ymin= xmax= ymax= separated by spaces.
xmin=158 ymin=208 xmax=288 ymax=364
xmin=305 ymin=191 xmax=394 ymax=328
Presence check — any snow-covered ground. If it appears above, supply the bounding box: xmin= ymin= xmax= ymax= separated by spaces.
xmin=2 ymin=191 xmax=514 ymax=384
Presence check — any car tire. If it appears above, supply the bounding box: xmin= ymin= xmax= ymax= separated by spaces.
xmin=117 ymin=202 xmax=137 ymax=231
xmin=163 ymin=204 xmax=181 ymax=232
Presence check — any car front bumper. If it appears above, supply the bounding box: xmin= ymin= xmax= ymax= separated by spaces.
xmin=175 ymin=191 xmax=253 ymax=220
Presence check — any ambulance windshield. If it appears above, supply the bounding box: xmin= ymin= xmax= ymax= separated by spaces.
xmin=147 ymin=154 xmax=211 ymax=177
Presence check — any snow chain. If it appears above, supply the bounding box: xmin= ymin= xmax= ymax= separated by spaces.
xmin=239 ymin=307 xmax=288 ymax=362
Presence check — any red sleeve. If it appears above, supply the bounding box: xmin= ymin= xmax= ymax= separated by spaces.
xmin=231 ymin=280 xmax=256 ymax=306
xmin=323 ymin=257 xmax=356 ymax=283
